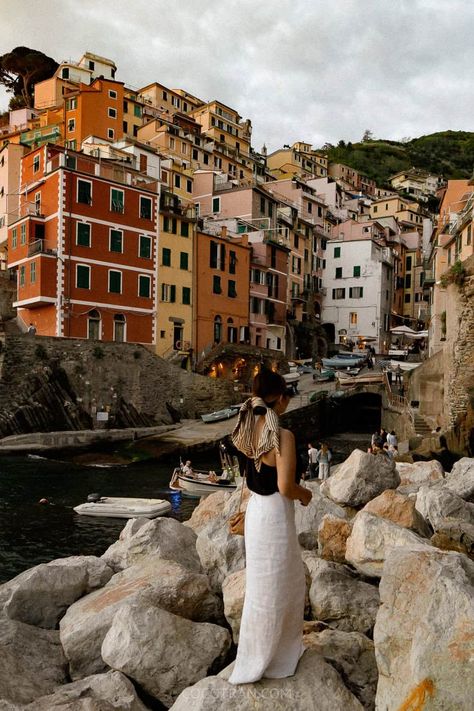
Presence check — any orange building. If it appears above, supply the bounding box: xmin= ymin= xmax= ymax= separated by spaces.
xmin=194 ymin=226 xmax=250 ymax=354
xmin=63 ymin=78 xmax=126 ymax=150
xmin=8 ymin=144 xmax=159 ymax=343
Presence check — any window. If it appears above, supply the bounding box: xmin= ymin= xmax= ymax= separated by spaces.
xmin=109 ymin=229 xmax=123 ymax=253
xmin=353 ymin=265 xmax=361 ymax=277
xmin=181 ymin=143 xmax=187 ymax=155
xmin=77 ymin=222 xmax=91 ymax=247
xmin=404 ymin=293 xmax=411 ymax=303
xmin=349 ymin=312 xmax=357 ymax=325
xmin=213 ymin=275 xmax=222 ymax=294
xmin=76 ymin=264 xmax=90 ymax=289
xmin=180 ymin=221 xmax=189 ymax=237
xmin=214 ymin=315 xmax=222 ymax=342
xmin=334 ymin=246 xmax=341 ymax=258
xmin=162 ymin=91 xmax=168 ymax=100
xmin=212 ymin=197 xmax=220 ymax=213
xmin=260 ymin=196 xmax=265 ymax=214
xmin=182 ymin=286 xmax=191 ymax=305
xmin=180 ymin=252 xmax=188 ymax=270
xmin=123 ymin=100 xmax=128 ymax=112
xmin=163 ymin=216 xmax=177 ymax=234
xmin=228 ymin=280 xmax=237 ymax=298
xmin=11 ymin=227 xmax=17 ymax=249
xmin=186 ymin=179 xmax=192 ymax=193
xmin=349 ymin=286 xmax=364 ymax=298
xmin=33 ymin=155 xmax=40 ymax=173
xmin=62 ymin=67 xmax=69 ymax=79
xmin=65 ymin=154 xmax=76 ymax=169
xmin=139 ymin=235 xmax=151 ymax=259
xmin=19 ymin=265 xmax=25 ymax=287
xmin=162 ymin=247 xmax=171 ymax=266
xmin=109 ymin=270 xmax=122 ymax=294
xmin=109 ymin=89 xmax=117 ymax=99
xmin=406 ymin=255 xmax=412 ymax=270
xmin=108 ymin=107 xmax=117 ymax=119
xmin=67 ymin=118 xmax=75 ymax=132
xmin=373 ymin=205 xmax=378 ymax=213
xmin=332 ymin=288 xmax=345 ymax=299
xmin=161 ymin=283 xmax=176 ymax=302
xmin=174 ymin=175 xmax=181 ymax=189
xmin=405 ymin=274 xmax=411 ymax=288
xmin=229 ymin=250 xmax=236 ymax=274
xmin=107 ymin=128 xmax=115 ymax=140
xmin=467 ymin=224 xmax=472 ymax=245
xmin=111 ymin=188 xmax=124 ymax=213
xmin=34 ymin=192 xmax=41 ymax=215
xmin=88 ymin=60 xmax=95 ymax=70
xmin=20 ymin=223 xmax=26 ymax=245
xmin=138 ymin=275 xmax=151 ymax=298
xmin=30 ymin=261 xmax=36 ymax=284
xmin=113 ymin=314 xmax=125 ymax=342
xmin=335 ymin=267 xmax=342 ymax=279
xmin=139 ymin=196 xmax=152 ymax=219
xmin=77 ymin=180 xmax=92 ymax=205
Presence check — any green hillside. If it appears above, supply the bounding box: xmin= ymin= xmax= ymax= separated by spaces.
xmin=324 ymin=131 xmax=474 ymax=187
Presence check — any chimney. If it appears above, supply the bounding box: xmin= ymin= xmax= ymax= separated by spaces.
xmin=221 ymin=226 xmax=227 ymax=238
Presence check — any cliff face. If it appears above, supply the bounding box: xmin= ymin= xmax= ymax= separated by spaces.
xmin=0 ymin=335 xmax=237 ymax=437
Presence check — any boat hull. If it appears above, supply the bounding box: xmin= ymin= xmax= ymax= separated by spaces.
xmin=74 ymin=497 xmax=172 ymax=519
xmin=177 ymin=474 xmax=238 ymax=497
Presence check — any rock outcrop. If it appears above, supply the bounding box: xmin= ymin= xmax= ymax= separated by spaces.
xmin=320 ymin=449 xmax=400 ymax=506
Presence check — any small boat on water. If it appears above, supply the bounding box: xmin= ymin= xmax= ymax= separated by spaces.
xmin=201 ymin=404 xmax=241 ymax=424
xmin=74 ymin=496 xmax=172 ymax=519
xmin=169 ymin=444 xmax=240 ymax=497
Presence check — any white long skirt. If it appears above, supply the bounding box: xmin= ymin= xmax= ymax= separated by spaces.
xmin=228 ymin=491 xmax=305 ymax=684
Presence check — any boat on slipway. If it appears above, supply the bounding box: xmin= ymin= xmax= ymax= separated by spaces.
xmin=74 ymin=496 xmax=172 ymax=519
xmin=201 ymin=404 xmax=241 ymax=423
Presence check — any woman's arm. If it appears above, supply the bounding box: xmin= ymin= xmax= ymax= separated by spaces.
xmin=276 ymin=429 xmax=312 ymax=505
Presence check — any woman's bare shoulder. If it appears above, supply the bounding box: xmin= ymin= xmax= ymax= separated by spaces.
xmin=279 ymin=428 xmax=295 ymax=444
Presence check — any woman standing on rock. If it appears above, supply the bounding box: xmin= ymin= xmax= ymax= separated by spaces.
xmin=228 ymin=367 xmax=312 ymax=685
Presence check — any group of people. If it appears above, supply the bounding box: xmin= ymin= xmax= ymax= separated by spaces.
xmin=369 ymin=428 xmax=398 ymax=458
xmin=306 ymin=442 xmax=332 ymax=480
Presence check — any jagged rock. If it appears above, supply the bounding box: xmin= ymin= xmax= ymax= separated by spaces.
xmin=374 ymin=546 xmax=474 ymax=710
xmin=195 ymin=486 xmax=248 ymax=592
xmin=302 ymin=552 xmax=379 ymax=635
xmin=184 ymin=489 xmax=233 ymax=533
xmin=2 ymin=556 xmax=112 ymax=629
xmin=445 ymin=457 xmax=474 ymax=501
xmin=169 ymin=650 xmax=364 ymax=710
xmin=320 ymin=449 xmax=400 ymax=507
xmin=345 ymin=511 xmax=432 ymax=578
xmin=295 ymin=482 xmax=347 ymax=545
xmin=303 ymin=628 xmax=377 ymax=711
xmin=396 ymin=459 xmax=444 ymax=493
xmin=102 ymin=516 xmax=201 ymax=572
xmin=222 ymin=568 xmax=245 ymax=644
xmin=362 ymin=489 xmax=431 ymax=538
xmin=415 ymin=482 xmax=474 ymax=531
xmin=317 ymin=515 xmax=352 ymax=563
xmin=60 ymin=554 xmax=222 ymax=680
xmin=0 ymin=616 xmax=67 ymax=705
xmin=430 ymin=518 xmax=474 ymax=558
xmin=20 ymin=671 xmax=149 ymax=710
xmin=102 ymin=601 xmax=231 ymax=708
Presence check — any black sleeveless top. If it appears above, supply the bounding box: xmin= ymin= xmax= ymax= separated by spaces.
xmin=238 ymin=452 xmax=303 ymax=496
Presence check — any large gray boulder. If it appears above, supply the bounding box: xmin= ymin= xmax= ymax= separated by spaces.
xmin=345 ymin=511 xmax=432 ymax=578
xmin=302 ymin=552 xmax=379 ymax=635
xmin=320 ymin=449 xmax=400 ymax=507
xmin=430 ymin=518 xmax=474 ymax=557
xmin=222 ymin=568 xmax=246 ymax=643
xmin=19 ymin=671 xmax=149 ymax=710
xmin=415 ymin=482 xmax=474 ymax=531
xmin=102 ymin=516 xmax=201 ymax=572
xmin=295 ymin=482 xmax=347 ymax=547
xmin=60 ymin=554 xmax=223 ymax=680
xmin=0 ymin=617 xmax=67 ymax=706
xmin=361 ymin=489 xmax=431 ymax=538
xmin=445 ymin=457 xmax=474 ymax=501
xmin=304 ymin=628 xmax=377 ymax=711
xmin=2 ymin=556 xmax=112 ymax=629
xmin=184 ymin=489 xmax=233 ymax=533
xmin=102 ymin=601 xmax=231 ymax=708
xmin=396 ymin=459 xmax=444 ymax=493
xmin=374 ymin=546 xmax=474 ymax=710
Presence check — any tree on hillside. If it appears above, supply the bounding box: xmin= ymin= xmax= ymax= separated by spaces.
xmin=361 ymin=129 xmax=374 ymax=142
xmin=0 ymin=47 xmax=58 ymax=109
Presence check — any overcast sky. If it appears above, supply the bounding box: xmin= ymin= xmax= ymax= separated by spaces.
xmin=2 ymin=0 xmax=474 ymax=152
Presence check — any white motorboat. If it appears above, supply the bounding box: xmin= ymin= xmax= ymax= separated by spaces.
xmin=173 ymin=472 xmax=238 ymax=497
xmin=74 ymin=496 xmax=172 ymax=519
xmin=201 ymin=404 xmax=241 ymax=423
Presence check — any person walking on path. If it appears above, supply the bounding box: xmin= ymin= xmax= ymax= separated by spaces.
xmin=316 ymin=443 xmax=332 ymax=480
xmin=229 ymin=368 xmax=312 ymax=685
xmin=307 ymin=443 xmax=319 ymax=479
xmin=395 ymin=364 xmax=403 ymax=386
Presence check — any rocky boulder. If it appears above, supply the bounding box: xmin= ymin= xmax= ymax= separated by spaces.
xmin=430 ymin=518 xmax=474 ymax=558
xmin=362 ymin=489 xmax=431 ymax=538
xmin=396 ymin=459 xmax=444 ymax=493
xmin=102 ymin=601 xmax=231 ymax=708
xmin=184 ymin=489 xmax=233 ymax=533
xmin=345 ymin=511 xmax=432 ymax=578
xmin=445 ymin=457 xmax=474 ymax=501
xmin=303 ymin=628 xmax=377 ymax=711
xmin=2 ymin=556 xmax=112 ymax=629
xmin=302 ymin=552 xmax=379 ymax=635
xmin=295 ymin=482 xmax=347 ymax=547
xmin=60 ymin=554 xmax=223 ymax=680
xmin=102 ymin=516 xmax=201 ymax=572
xmin=222 ymin=568 xmax=245 ymax=643
xmin=320 ymin=449 xmax=400 ymax=507
xmin=317 ymin=515 xmax=353 ymax=563
xmin=19 ymin=671 xmax=149 ymax=710
xmin=374 ymin=546 xmax=474 ymax=710
xmin=415 ymin=483 xmax=474 ymax=531
xmin=170 ymin=649 xmax=364 ymax=710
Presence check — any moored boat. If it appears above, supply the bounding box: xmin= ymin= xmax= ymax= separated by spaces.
xmin=201 ymin=404 xmax=241 ymax=423
xmin=74 ymin=496 xmax=172 ymax=519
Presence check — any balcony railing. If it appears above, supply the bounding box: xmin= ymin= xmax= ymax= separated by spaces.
xmin=27 ymin=239 xmax=56 ymax=257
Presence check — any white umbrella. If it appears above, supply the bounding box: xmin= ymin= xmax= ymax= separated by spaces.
xmin=390 ymin=325 xmax=417 ymax=335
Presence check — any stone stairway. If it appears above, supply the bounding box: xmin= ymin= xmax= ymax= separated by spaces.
xmin=414 ymin=413 xmax=432 ymax=437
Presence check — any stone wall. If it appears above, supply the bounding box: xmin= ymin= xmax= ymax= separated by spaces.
xmin=0 ymin=335 xmax=237 ymax=436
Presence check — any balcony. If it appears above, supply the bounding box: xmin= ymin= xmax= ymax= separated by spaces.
xmin=27 ymin=239 xmax=56 ymax=258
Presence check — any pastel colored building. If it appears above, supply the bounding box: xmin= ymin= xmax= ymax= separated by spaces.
xmin=267 ymin=142 xmax=328 ymax=179
xmin=8 ymin=144 xmax=159 ymax=343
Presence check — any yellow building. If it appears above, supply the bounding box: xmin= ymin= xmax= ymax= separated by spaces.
xmin=137 ymin=82 xmax=202 ymax=116
xmin=267 ymin=142 xmax=328 ymax=179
